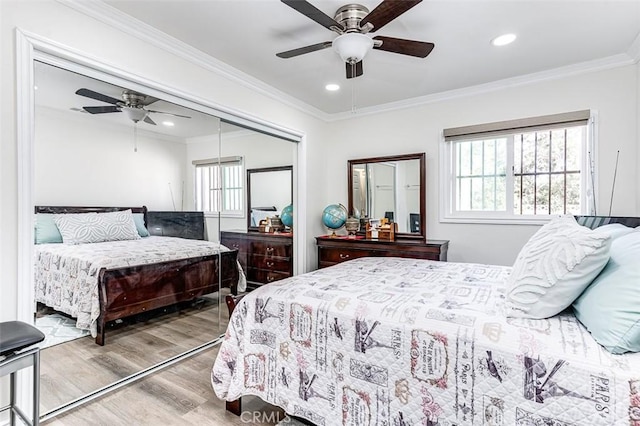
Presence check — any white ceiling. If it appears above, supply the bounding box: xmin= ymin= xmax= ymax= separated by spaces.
xmin=101 ymin=0 xmax=640 ymax=115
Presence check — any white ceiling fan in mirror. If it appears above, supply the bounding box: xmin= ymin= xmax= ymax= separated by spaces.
xmin=75 ymin=88 xmax=192 ymax=125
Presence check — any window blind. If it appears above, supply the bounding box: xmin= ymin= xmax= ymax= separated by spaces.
xmin=443 ymin=110 xmax=590 ymax=141
xmin=192 ymin=156 xmax=242 ymax=166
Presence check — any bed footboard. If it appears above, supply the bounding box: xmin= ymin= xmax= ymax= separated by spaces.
xmin=96 ymin=250 xmax=239 ymax=345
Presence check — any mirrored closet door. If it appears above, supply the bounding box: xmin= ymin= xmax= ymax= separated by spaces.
xmin=33 ymin=61 xmax=226 ymax=415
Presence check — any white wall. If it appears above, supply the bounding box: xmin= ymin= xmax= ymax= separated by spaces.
xmin=1 ymin=1 xmax=638 ymax=322
xmin=35 ymin=106 xmax=185 ymax=209
xmin=325 ymin=64 xmax=640 ymax=265
xmin=1 ymin=0 xmax=330 ymax=324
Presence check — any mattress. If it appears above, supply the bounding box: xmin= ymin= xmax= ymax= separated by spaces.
xmin=212 ymin=257 xmax=640 ymax=425
xmin=34 ymin=236 xmax=243 ymax=335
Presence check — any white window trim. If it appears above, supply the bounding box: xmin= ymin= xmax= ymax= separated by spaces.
xmin=439 ymin=112 xmax=598 ymax=225
xmin=193 ymin=156 xmax=246 ymax=218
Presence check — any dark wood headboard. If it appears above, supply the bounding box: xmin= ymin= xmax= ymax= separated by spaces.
xmin=35 ymin=206 xmax=148 ymax=224
xmin=146 ymin=211 xmax=205 ymax=240
xmin=575 ymin=215 xmax=640 ymax=229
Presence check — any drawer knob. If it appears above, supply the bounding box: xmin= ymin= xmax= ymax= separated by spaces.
xmin=339 ymin=253 xmax=350 ymax=260
xmin=266 ymin=261 xmax=275 ymax=268
xmin=232 ymin=244 xmax=240 ymax=249
xmin=267 ymin=275 xmax=275 ymax=282
xmin=266 ymin=247 xmax=274 ymax=253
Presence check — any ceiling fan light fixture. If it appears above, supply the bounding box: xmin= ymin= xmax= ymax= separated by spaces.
xmin=333 ymin=33 xmax=373 ymax=63
xmin=123 ymin=107 xmax=148 ymax=123
xmin=325 ymin=83 xmax=340 ymax=91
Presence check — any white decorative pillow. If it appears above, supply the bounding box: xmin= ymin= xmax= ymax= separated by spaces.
xmin=505 ymin=215 xmax=611 ymax=319
xmin=54 ymin=210 xmax=141 ymax=244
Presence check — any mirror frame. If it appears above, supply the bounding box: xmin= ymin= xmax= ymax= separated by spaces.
xmin=246 ymin=165 xmax=293 ymax=231
xmin=348 ymin=153 xmax=426 ymax=241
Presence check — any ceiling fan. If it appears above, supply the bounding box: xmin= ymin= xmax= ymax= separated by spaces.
xmin=75 ymin=88 xmax=191 ymax=125
xmin=277 ymin=0 xmax=434 ymax=79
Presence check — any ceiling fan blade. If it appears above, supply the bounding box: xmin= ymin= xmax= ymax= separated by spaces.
xmin=281 ymin=0 xmax=342 ymax=31
xmin=361 ymin=0 xmax=422 ymax=32
xmin=277 ymin=41 xmax=333 ymax=58
xmin=146 ymin=109 xmax=192 ymax=119
xmin=346 ymin=61 xmax=363 ymax=79
xmin=83 ymin=106 xmax=121 ymax=114
xmin=75 ymin=88 xmax=122 ymax=105
xmin=143 ymin=115 xmax=156 ymax=125
xmin=373 ymin=36 xmax=434 ymax=57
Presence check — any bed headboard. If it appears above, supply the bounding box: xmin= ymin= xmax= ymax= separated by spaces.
xmin=35 ymin=206 xmax=148 ymax=223
xmin=575 ymin=215 xmax=640 ymax=229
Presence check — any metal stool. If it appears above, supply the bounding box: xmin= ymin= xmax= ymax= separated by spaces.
xmin=0 ymin=321 xmax=45 ymax=426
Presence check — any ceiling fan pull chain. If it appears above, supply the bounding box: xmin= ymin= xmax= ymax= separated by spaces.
xmin=133 ymin=123 xmax=138 ymax=153
xmin=351 ymin=62 xmax=356 ymax=114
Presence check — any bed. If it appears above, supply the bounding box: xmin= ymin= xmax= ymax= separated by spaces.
xmin=212 ymin=215 xmax=640 ymax=425
xmin=34 ymin=206 xmax=241 ymax=345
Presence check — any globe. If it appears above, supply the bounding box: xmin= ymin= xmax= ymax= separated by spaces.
xmin=281 ymin=204 xmax=293 ymax=228
xmin=322 ymin=204 xmax=347 ymax=235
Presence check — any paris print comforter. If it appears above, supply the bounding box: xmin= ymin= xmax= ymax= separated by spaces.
xmin=212 ymin=257 xmax=640 ymax=425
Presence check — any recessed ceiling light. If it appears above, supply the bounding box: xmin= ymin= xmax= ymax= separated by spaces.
xmin=34 ymin=85 xmax=38 ymax=90
xmin=325 ymin=83 xmax=340 ymax=91
xmin=162 ymin=121 xmax=175 ymax=127
xmin=491 ymin=33 xmax=517 ymax=47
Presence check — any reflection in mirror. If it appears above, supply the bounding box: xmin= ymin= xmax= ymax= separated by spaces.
xmin=188 ymin=122 xmax=297 ymax=293
xmin=247 ymin=166 xmax=293 ymax=231
xmin=348 ymin=153 xmax=425 ymax=240
xmin=33 ymin=61 xmax=228 ymax=415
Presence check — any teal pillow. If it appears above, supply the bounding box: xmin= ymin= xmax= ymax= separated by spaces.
xmin=35 ymin=214 xmax=63 ymax=244
xmin=573 ymin=231 xmax=640 ymax=354
xmin=133 ymin=213 xmax=150 ymax=237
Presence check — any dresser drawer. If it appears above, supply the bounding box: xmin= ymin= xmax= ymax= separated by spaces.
xmin=250 ymin=241 xmax=292 ymax=258
xmin=247 ymin=269 xmax=290 ymax=284
xmin=316 ymin=237 xmax=449 ymax=269
xmin=222 ymin=237 xmax=248 ymax=253
xmin=318 ymin=247 xmax=371 ymax=264
xmin=250 ymin=254 xmax=291 ymax=273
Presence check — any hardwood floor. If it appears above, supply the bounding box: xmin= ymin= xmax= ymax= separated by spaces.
xmin=39 ymin=293 xmax=230 ymax=414
xmin=43 ymin=345 xmax=287 ymax=425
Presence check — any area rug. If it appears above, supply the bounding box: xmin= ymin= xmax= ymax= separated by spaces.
xmin=35 ymin=313 xmax=90 ymax=349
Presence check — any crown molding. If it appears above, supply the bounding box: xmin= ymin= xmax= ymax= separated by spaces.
xmin=330 ymin=53 xmax=637 ymax=121
xmin=56 ymin=0 xmax=333 ymax=122
xmin=57 ymin=0 xmax=639 ymax=122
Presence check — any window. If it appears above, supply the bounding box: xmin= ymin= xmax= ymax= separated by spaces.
xmin=441 ymin=110 xmax=594 ymax=224
xmin=193 ymin=156 xmax=243 ymax=216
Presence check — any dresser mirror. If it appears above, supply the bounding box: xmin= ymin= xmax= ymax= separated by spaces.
xmin=348 ymin=153 xmax=425 ymax=240
xmin=247 ymin=165 xmax=293 ymax=231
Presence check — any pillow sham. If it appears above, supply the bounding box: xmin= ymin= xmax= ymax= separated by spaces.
xmin=34 ymin=213 xmax=63 ymax=244
xmin=596 ymin=223 xmax=635 ymax=240
xmin=133 ymin=213 xmax=150 ymax=237
xmin=573 ymin=231 xmax=640 ymax=354
xmin=505 ymin=215 xmax=611 ymax=319
xmin=54 ymin=210 xmax=141 ymax=244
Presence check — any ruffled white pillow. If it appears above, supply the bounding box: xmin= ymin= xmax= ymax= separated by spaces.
xmin=506 ymin=215 xmax=611 ymax=318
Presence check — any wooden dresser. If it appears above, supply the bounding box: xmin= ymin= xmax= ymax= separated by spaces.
xmin=221 ymin=231 xmax=293 ymax=290
xmin=316 ymin=236 xmax=449 ymax=269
